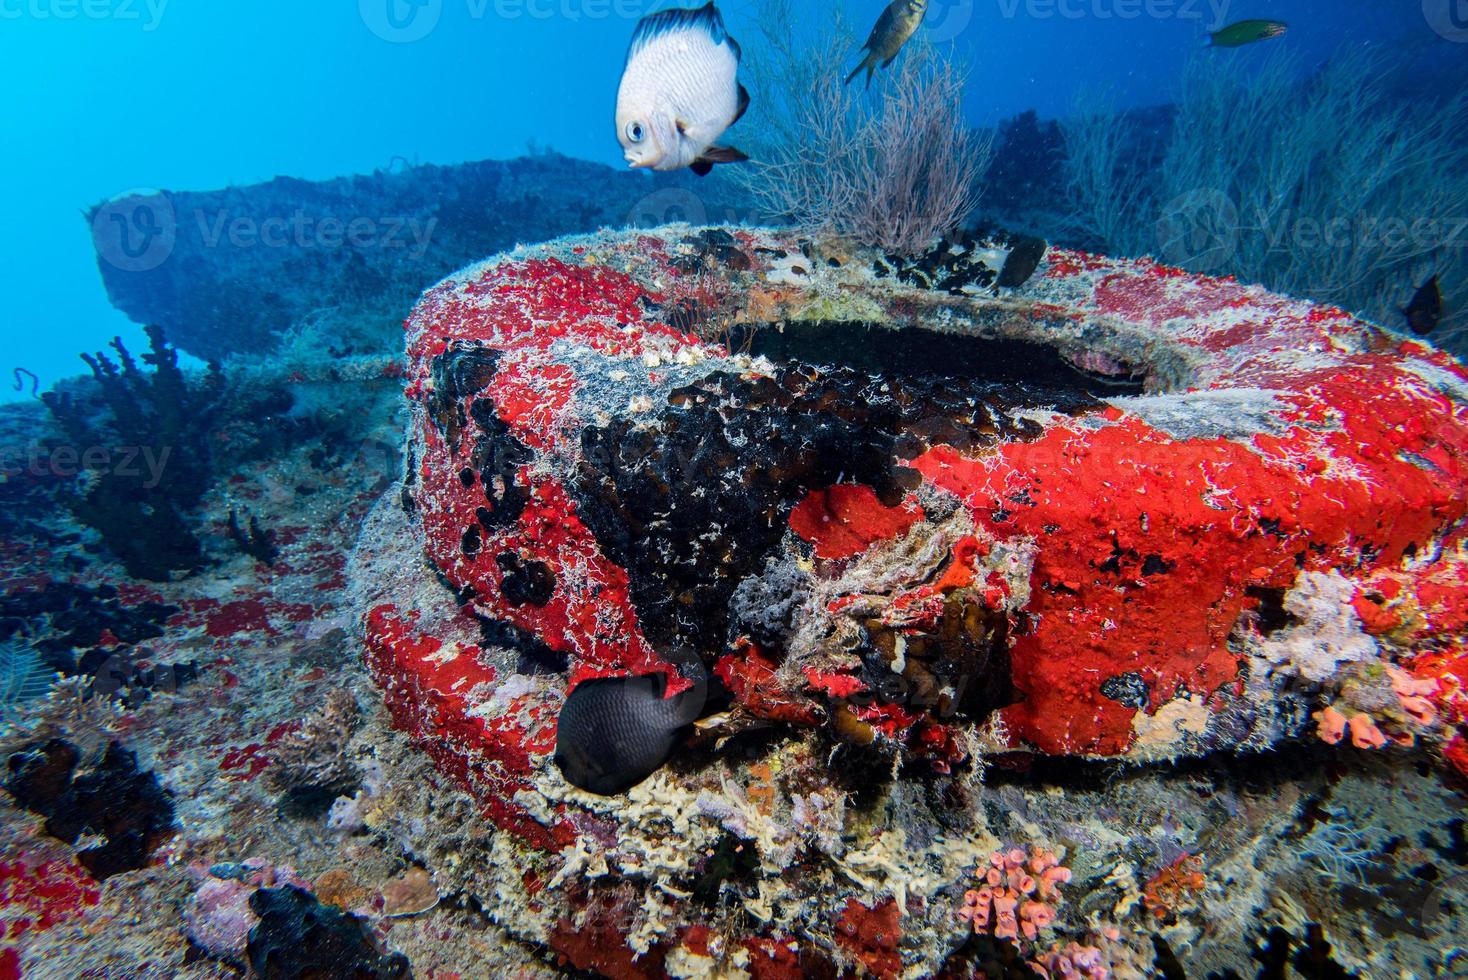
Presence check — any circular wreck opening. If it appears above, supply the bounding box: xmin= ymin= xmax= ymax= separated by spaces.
xmin=726 ymin=319 xmax=1147 ymax=397
xmin=657 ymin=227 xmax=1194 ymax=395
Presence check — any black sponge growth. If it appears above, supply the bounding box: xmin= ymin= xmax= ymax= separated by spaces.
xmin=247 ymin=886 xmax=413 ymax=980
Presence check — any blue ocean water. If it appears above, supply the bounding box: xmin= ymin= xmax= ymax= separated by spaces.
xmin=0 ymin=0 xmax=1446 ymax=399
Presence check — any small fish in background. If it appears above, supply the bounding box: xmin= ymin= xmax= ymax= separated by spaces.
xmin=1207 ymin=19 xmax=1288 ymax=47
xmin=1402 ymin=274 xmax=1443 ymax=336
xmin=616 ymin=2 xmax=750 ymax=177
xmin=846 ymin=0 xmax=928 ymax=88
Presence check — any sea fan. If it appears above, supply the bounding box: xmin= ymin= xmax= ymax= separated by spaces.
xmin=0 ymin=640 xmax=56 ymax=725
xmin=1300 ymin=815 xmax=1375 ymax=886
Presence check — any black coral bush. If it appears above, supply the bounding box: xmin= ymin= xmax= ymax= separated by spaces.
xmin=43 ymin=325 xmax=226 ymax=580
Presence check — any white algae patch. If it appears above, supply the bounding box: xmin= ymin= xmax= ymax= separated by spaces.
xmin=1259 ymin=570 xmax=1377 ymax=684
xmin=1108 ymin=389 xmax=1291 ymax=440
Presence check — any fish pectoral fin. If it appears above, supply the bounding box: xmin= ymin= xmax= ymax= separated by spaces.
xmin=733 ymin=83 xmax=751 ymax=125
xmin=689 ymin=145 xmax=748 ymax=177
xmin=700 ymin=145 xmax=749 ymax=164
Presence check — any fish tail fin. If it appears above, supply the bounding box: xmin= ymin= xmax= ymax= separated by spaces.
xmin=845 ymin=50 xmax=875 ymax=87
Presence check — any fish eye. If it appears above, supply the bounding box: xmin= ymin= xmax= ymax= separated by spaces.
xmin=626 ymin=121 xmax=645 ymax=144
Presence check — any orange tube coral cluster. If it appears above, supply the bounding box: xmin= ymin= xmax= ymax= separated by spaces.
xmin=957 ymin=846 xmax=1071 ymax=942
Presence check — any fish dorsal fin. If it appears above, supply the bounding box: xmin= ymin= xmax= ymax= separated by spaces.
xmin=629 ymin=2 xmax=740 ymax=61
xmin=733 ymin=83 xmax=751 ymax=124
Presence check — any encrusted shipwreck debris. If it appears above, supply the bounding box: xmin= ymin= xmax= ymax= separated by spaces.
xmin=349 ymin=225 xmax=1468 ymax=976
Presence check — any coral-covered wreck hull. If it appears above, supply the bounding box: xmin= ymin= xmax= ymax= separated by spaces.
xmin=353 ymin=224 xmax=1468 ymax=974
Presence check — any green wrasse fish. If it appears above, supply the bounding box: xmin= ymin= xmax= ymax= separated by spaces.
xmin=616 ymin=2 xmax=750 ymax=177
xmin=1208 ymin=19 xmax=1288 ymax=47
xmin=846 ymin=0 xmax=928 ymax=89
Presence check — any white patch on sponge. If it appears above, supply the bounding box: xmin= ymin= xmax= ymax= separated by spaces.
xmin=1261 ymin=570 xmax=1377 ymax=684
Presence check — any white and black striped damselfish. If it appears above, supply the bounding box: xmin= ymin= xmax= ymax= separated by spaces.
xmin=615 ymin=2 xmax=750 ymax=177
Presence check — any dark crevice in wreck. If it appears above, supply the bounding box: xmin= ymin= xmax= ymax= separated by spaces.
xmin=977 ymin=738 xmax=1388 ymax=794
xmin=727 ymin=319 xmax=1146 ymax=398
xmin=568 ymin=324 xmax=1112 ymax=662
